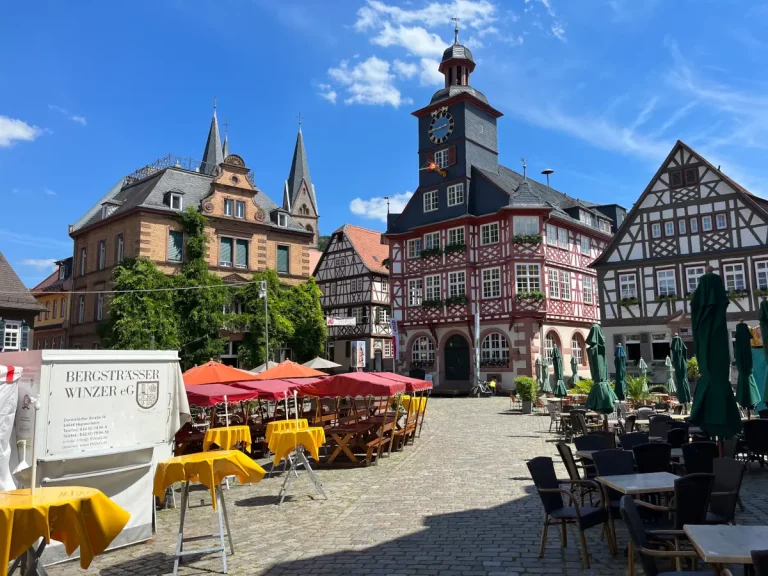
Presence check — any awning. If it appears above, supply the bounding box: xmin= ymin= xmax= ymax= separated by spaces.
xmin=301 ymin=372 xmax=407 ymax=398
xmin=183 ymin=360 xmax=258 ymax=386
xmin=185 ymin=383 xmax=258 ymax=407
xmin=253 ymin=360 xmax=327 ymax=380
xmin=231 ymin=379 xmax=309 ymax=401
xmin=375 ymin=372 xmax=433 ymax=392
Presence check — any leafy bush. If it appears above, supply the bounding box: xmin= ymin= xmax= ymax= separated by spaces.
xmin=626 ymin=375 xmax=652 ymax=404
xmin=687 ymin=357 xmax=699 ymax=379
xmin=572 ymin=378 xmax=594 ymax=395
xmin=514 ymin=376 xmax=537 ymax=402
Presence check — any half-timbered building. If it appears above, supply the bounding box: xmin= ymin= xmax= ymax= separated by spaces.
xmin=592 ymin=140 xmax=768 ymax=378
xmin=384 ymin=29 xmax=623 ymax=394
xmin=314 ymin=224 xmax=393 ymax=372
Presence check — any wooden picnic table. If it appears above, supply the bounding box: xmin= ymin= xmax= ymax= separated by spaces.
xmin=683 ymin=525 xmax=768 ymax=568
xmin=326 ymin=422 xmax=375 ymax=464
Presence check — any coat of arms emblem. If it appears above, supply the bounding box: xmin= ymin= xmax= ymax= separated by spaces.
xmin=136 ymin=381 xmax=159 ymax=409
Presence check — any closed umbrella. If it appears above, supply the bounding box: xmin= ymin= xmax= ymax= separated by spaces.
xmin=638 ymin=357 xmax=649 ymax=393
xmin=570 ymin=356 xmax=578 ymax=388
xmin=552 ymin=345 xmax=567 ymax=398
xmin=614 ymin=344 xmax=627 ymax=401
xmin=671 ymin=336 xmax=691 ymax=410
xmin=760 ymin=300 xmax=768 ymax=399
xmin=689 ymin=272 xmax=742 ymax=439
xmin=665 ymin=355 xmax=677 ymax=395
xmin=540 ymin=357 xmax=552 ymax=394
xmin=734 ymin=321 xmax=761 ymax=416
xmin=585 ymin=323 xmax=618 ymax=430
xmin=535 ymin=357 xmax=542 ymax=391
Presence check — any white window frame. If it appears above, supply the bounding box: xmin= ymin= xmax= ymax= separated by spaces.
xmin=447 ymin=183 xmax=464 ymax=206
xmin=665 ymin=222 xmax=675 ymax=237
xmin=224 ymin=199 xmax=234 ymax=216
xmin=170 ymin=193 xmax=183 ymax=211
xmin=411 ymin=337 xmax=435 ymax=363
xmin=481 ymin=333 xmax=509 ymax=361
xmin=546 ymin=224 xmax=558 ymax=247
xmin=480 ymin=222 xmax=499 ymax=245
xmin=116 ymin=234 xmax=124 ymax=263
xmin=657 ymin=269 xmax=677 ymax=297
xmin=408 ymin=278 xmax=423 ymax=306
xmin=584 ymin=276 xmax=593 ymax=305
xmin=447 ymin=226 xmax=465 ymax=246
xmin=278 ymin=212 xmax=288 ymax=227
xmin=424 ymin=231 xmax=440 ymax=250
xmin=580 ymin=235 xmax=590 ymax=255
xmin=651 ymin=223 xmax=662 ymax=238
xmin=80 ymin=248 xmax=87 ymax=276
xmin=548 ymin=268 xmax=560 ymax=299
xmin=516 ymin=263 xmax=541 ymax=293
xmin=686 ymin=266 xmax=705 ymax=294
xmin=678 ymin=219 xmax=687 ymax=235
xmin=407 ymin=238 xmax=422 ymax=258
xmin=235 ymin=201 xmax=245 ymax=219
xmin=433 ymin=149 xmax=449 ymax=169
xmin=702 ymin=215 xmax=713 ymax=232
xmin=716 ymin=213 xmax=727 ymax=230
xmin=482 ymin=267 xmax=501 ymax=299
xmin=384 ymin=339 xmax=393 ymax=358
xmin=571 ymin=337 xmax=583 ymax=365
xmin=545 ymin=333 xmax=557 ymax=361
xmin=3 ymin=321 xmax=20 ymax=351
xmin=423 ymin=190 xmax=438 ymax=212
xmin=723 ymin=263 xmax=746 ymax=291
xmin=557 ymin=227 xmax=568 ymax=249
xmin=377 ymin=307 xmax=388 ymax=324
xmin=560 ymin=270 xmax=571 ymax=301
xmin=448 ymin=271 xmax=466 ymax=298
xmin=690 ymin=217 xmax=699 ymax=233
xmin=425 ymin=274 xmax=441 ymax=301
xmin=219 ymin=237 xmax=233 ymax=267
xmin=513 ymin=216 xmax=539 ymax=235
xmin=756 ymin=261 xmax=768 ymax=291
xmin=619 ymin=273 xmax=637 ymax=299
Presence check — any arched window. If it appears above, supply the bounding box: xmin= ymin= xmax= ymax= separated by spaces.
xmin=300 ymin=204 xmax=310 ymax=215
xmin=545 ymin=331 xmax=560 ymax=361
xmin=411 ymin=337 xmax=435 ymax=363
xmin=481 ymin=333 xmax=509 ymax=361
xmin=306 ymin=224 xmax=314 ymax=234
xmin=571 ymin=333 xmax=586 ymax=366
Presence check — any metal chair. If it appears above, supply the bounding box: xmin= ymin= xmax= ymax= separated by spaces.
xmin=622 ymin=414 xmax=637 ymax=434
xmin=636 ymin=407 xmax=654 ymax=421
xmin=574 ymin=434 xmax=612 ymax=479
xmin=633 ymin=442 xmax=672 ymax=473
xmin=557 ymin=442 xmax=599 ymax=506
xmin=743 ymin=419 xmax=768 ymax=471
xmin=751 ymin=550 xmax=768 ymax=576
xmin=547 ymin=402 xmax=561 ymax=433
xmin=527 ymin=456 xmax=615 ymax=569
xmin=706 ymin=457 xmax=745 ymax=524
xmin=619 ymin=432 xmax=650 ymax=452
xmin=592 ymin=448 xmax=635 ymax=542
xmin=682 ymin=441 xmax=718 ymax=474
xmin=666 ymin=428 xmax=688 ymax=449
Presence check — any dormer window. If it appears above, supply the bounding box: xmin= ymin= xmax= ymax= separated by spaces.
xmin=170 ymin=193 xmax=183 ymax=211
xmin=278 ymin=213 xmax=288 ymax=227
xmin=101 ymin=203 xmax=118 ymax=219
xmin=58 ymin=266 xmax=65 ymax=280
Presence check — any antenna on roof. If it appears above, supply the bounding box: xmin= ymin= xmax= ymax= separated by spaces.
xmin=384 ymin=196 xmax=390 ymax=214
xmin=521 ymin=158 xmax=527 ymax=181
xmin=541 ymin=168 xmax=554 ymax=187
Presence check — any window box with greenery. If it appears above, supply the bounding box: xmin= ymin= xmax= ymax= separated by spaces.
xmin=421 ymin=299 xmax=443 ymax=309
xmin=444 ymin=243 xmax=467 ymax=254
xmin=654 ymin=294 xmax=679 ymax=304
xmin=412 ymin=360 xmax=434 ymax=368
xmin=445 ymin=294 xmax=468 ymax=306
xmin=515 ymin=290 xmax=546 ymax=303
xmin=513 ymin=234 xmax=542 ymax=245
xmin=420 ymin=247 xmax=441 ymax=258
xmin=480 ymin=358 xmax=508 ymax=367
xmin=514 ymin=376 xmax=536 ymax=414
xmin=727 ymin=288 xmax=750 ymax=299
xmin=620 ymin=297 xmax=640 ymax=308
xmin=755 ymin=289 xmax=768 ymax=297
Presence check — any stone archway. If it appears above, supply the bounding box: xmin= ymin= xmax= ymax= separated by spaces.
xmin=444 ymin=333 xmax=470 ymax=382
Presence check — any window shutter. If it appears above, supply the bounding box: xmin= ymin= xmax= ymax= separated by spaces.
xmin=277 ymin=246 xmax=289 ymax=273
xmin=235 ymin=240 xmax=248 ymax=268
xmin=20 ymin=322 xmax=30 ymax=351
xmin=94 ymin=293 xmax=99 ymax=320
xmin=448 ymin=146 xmax=457 ymax=166
xmin=220 ymin=238 xmax=232 ymax=264
xmin=0 ymin=320 xmax=5 ymax=351
xmin=426 ymin=151 xmax=434 ymax=165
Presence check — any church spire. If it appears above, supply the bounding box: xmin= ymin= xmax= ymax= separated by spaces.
xmin=222 ymin=117 xmax=230 ymax=158
xmin=284 ymin=121 xmax=317 ymax=214
xmin=201 ymin=98 xmax=224 ymax=175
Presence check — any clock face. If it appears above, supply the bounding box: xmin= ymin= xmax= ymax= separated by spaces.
xmin=429 ymin=111 xmax=454 ymax=144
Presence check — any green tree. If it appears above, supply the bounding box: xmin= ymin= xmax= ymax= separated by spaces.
xmin=175 ymin=208 xmax=229 ymax=369
xmin=317 ymin=235 xmax=331 ymax=252
xmin=102 ymin=258 xmax=180 ymax=350
xmin=285 ymin=277 xmax=326 ymax=362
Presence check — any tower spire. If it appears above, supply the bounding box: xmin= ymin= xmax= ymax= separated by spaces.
xmin=201 ymin=99 xmax=224 ymax=174
xmin=451 ymin=17 xmax=460 ymax=44
xmin=222 ymin=117 xmax=230 ymax=158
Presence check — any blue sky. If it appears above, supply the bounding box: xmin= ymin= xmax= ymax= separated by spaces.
xmin=3 ymin=0 xmax=768 ymax=287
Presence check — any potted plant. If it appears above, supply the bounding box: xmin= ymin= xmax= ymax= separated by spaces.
xmin=686 ymin=356 xmax=699 ymax=397
xmin=625 ymin=375 xmax=652 ymax=406
xmin=515 ymin=376 xmax=536 ymax=414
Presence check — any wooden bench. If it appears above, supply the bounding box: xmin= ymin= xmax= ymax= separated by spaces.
xmin=366 ymin=421 xmax=395 ymax=465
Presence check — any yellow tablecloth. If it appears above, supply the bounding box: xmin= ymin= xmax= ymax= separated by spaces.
xmin=153 ymin=450 xmax=265 ymax=509
xmin=203 ymin=425 xmax=252 ymax=452
xmin=265 ymin=419 xmax=308 ymax=443
xmin=0 ymin=486 xmax=130 ymax=570
xmin=401 ymin=395 xmax=427 ymax=414
xmin=268 ymin=428 xmax=326 ymax=466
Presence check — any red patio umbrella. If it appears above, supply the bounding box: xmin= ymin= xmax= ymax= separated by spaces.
xmin=231 ymin=379 xmax=310 ymax=401
xmin=183 ymin=360 xmax=258 ymax=386
xmin=185 ymin=383 xmax=258 ymax=407
xmin=301 ymin=372 xmax=407 ymax=397
xmin=375 ymin=372 xmax=433 ymax=392
xmin=253 ymin=360 xmax=326 ymax=380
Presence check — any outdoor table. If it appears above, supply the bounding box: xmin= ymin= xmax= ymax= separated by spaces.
xmin=596 ymin=472 xmax=678 ymax=495
xmin=265 ymin=418 xmax=308 ymax=442
xmin=327 ymin=422 xmax=375 ymax=463
xmin=576 ymin=448 xmax=683 ymax=461
xmin=268 ymin=428 xmax=328 ymax=504
xmin=683 ymin=525 xmax=768 ymax=570
xmin=153 ymin=450 xmax=265 ymax=575
xmin=203 ymin=425 xmax=252 ymax=452
xmin=0 ymin=486 xmax=130 ymax=575
xmin=401 ymin=395 xmax=427 ymax=413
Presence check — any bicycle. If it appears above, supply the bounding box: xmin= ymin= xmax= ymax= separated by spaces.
xmin=469 ymin=379 xmax=494 ymax=397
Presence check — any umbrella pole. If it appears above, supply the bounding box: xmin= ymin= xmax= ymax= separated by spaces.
xmin=284 ymin=392 xmax=289 ymax=421
xmin=294 ymin=391 xmax=299 ymax=428
xmin=603 ymin=414 xmax=609 ymax=432
xmin=224 ymin=395 xmax=229 ymax=427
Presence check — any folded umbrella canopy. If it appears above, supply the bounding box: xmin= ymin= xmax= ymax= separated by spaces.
xmin=552 ymin=345 xmax=567 ymax=398
xmin=638 ymin=357 xmax=649 ymax=393
xmin=671 ymin=336 xmax=691 ymax=406
xmin=185 ymin=383 xmax=258 ymax=407
xmin=665 ymin=355 xmax=677 ymax=395
xmin=734 ymin=321 xmax=761 ymax=411
xmin=760 ymin=300 xmax=768 ymax=400
xmin=301 ymin=372 xmax=406 ymax=397
xmin=689 ymin=272 xmax=742 ymax=438
xmin=614 ymin=344 xmax=627 ymax=401
xmin=184 ymin=360 xmax=258 ymax=386
xmin=539 ymin=357 xmax=553 ymax=394
xmin=570 ymin=356 xmax=578 ymax=388
xmin=585 ymin=323 xmax=618 ymax=429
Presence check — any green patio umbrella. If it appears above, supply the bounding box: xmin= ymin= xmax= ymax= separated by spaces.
xmin=665 ymin=355 xmax=677 ymax=395
xmin=570 ymin=355 xmax=578 ymax=388
xmin=689 ymin=272 xmax=742 ymax=439
xmin=671 ymin=336 xmax=691 ymax=408
xmin=540 ymin=357 xmax=552 ymax=393
xmin=585 ymin=324 xmax=618 ymax=429
xmin=614 ymin=343 xmax=627 ymax=401
xmin=760 ymin=300 xmax=768 ymax=399
xmin=734 ymin=321 xmax=761 ymax=414
xmin=638 ymin=357 xmax=649 ymax=393
xmin=552 ymin=345 xmax=567 ymax=397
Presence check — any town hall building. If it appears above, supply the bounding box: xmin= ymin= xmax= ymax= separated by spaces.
xmin=385 ymin=27 xmax=624 ymax=394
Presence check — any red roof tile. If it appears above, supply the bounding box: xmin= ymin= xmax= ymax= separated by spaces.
xmin=340 ymin=224 xmax=389 ymax=275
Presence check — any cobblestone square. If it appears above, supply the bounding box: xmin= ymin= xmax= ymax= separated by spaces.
xmin=50 ymin=398 xmax=768 ymax=576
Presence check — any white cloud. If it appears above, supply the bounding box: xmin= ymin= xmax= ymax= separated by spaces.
xmin=526 ymin=0 xmax=555 ymax=17
xmin=0 ymin=116 xmax=43 ymax=147
xmin=550 ymin=22 xmax=566 ymax=41
xmin=317 ymin=84 xmax=337 ymax=104
xmin=355 ymin=0 xmax=497 ymax=31
xmin=419 ymin=58 xmax=445 ymax=86
xmin=329 ymin=57 xmax=410 ymax=107
xmin=22 ymin=258 xmax=57 ymax=271
xmin=349 ymin=191 xmax=414 ymax=222
xmin=44 ymin=187 xmax=56 ymax=196
xmin=49 ymin=104 xmax=87 ymax=126
xmin=372 ymin=22 xmax=446 ymax=57
xmin=393 ymin=59 xmax=419 ymax=78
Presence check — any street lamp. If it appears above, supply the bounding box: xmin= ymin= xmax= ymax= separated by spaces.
xmin=259 ymin=280 xmax=269 ymax=365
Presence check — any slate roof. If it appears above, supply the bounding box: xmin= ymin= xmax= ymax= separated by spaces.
xmin=201 ymin=112 xmax=224 ymax=175
xmin=430 ymin=85 xmax=489 ymax=105
xmin=336 ymin=224 xmax=389 ymax=276
xmin=74 ymin=167 xmax=308 ymax=234
xmin=31 ymin=261 xmax=72 ymax=294
xmin=442 ymin=43 xmax=474 ymax=63
xmin=0 ymin=253 xmax=45 ymax=311
xmin=284 ymin=129 xmax=318 ymax=214
xmin=507 ymin=179 xmax=547 ymax=207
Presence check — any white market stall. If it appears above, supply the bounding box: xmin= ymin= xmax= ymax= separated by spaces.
xmin=0 ymin=349 xmax=190 ymax=565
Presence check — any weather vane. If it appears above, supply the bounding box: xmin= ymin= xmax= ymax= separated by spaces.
xmin=297 ymin=112 xmax=303 ymax=128
xmin=451 ymin=17 xmax=460 ymax=43
xmin=521 ymin=157 xmax=527 ymax=180
xmin=213 ymin=96 xmax=217 ymax=112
